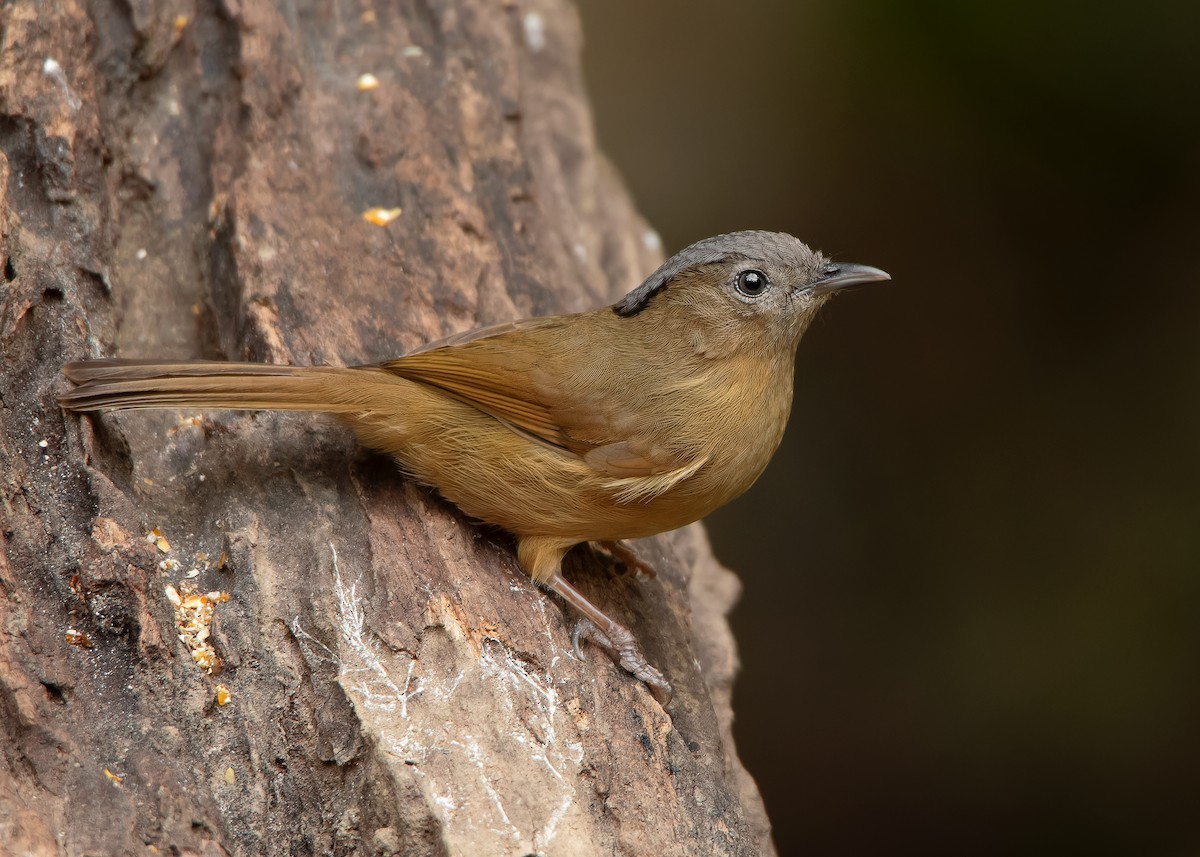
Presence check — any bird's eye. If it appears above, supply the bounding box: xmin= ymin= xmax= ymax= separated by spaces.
xmin=735 ymin=269 xmax=769 ymax=298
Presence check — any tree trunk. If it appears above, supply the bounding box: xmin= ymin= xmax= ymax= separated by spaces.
xmin=0 ymin=1 xmax=775 ymax=854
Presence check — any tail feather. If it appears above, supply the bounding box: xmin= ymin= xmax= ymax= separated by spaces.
xmin=59 ymin=359 xmax=368 ymax=414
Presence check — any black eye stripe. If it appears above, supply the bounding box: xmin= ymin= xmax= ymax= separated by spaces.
xmin=735 ymin=269 xmax=769 ymax=297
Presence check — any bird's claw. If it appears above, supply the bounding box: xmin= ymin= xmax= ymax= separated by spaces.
xmin=572 ymin=616 xmax=672 ymax=706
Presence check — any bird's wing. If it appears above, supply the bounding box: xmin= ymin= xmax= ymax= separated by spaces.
xmin=376 ymin=316 xmax=694 ymax=482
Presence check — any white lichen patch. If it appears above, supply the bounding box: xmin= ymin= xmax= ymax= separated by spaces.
xmin=523 ymin=13 xmax=546 ymax=52
xmin=321 ymin=543 xmax=592 ymax=854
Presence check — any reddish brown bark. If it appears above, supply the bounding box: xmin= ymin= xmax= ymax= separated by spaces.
xmin=0 ymin=1 xmax=774 ymax=854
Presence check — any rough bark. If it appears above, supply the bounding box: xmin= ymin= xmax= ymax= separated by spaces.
xmin=0 ymin=1 xmax=775 ymax=854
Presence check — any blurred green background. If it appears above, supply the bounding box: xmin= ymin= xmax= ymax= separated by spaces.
xmin=579 ymin=1 xmax=1199 ymax=854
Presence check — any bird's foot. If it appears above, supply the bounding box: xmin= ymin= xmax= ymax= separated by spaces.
xmin=571 ymin=617 xmax=672 ymax=706
xmin=547 ymin=572 xmax=672 ymax=706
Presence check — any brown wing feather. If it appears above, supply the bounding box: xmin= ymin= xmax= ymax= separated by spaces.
xmin=379 ymin=316 xmax=572 ymax=450
xmin=377 ymin=315 xmax=691 ymax=479
xmin=384 ymin=348 xmax=570 ymax=447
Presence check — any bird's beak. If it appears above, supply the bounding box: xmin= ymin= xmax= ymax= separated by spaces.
xmin=807 ymin=262 xmax=891 ymax=295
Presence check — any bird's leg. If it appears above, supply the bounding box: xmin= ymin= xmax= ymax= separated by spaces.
xmin=519 ymin=536 xmax=671 ymax=704
xmin=546 ymin=573 xmax=672 ymax=706
xmin=595 ymin=539 xmax=657 ymax=578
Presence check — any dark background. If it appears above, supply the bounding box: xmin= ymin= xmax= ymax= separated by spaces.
xmin=579 ymin=2 xmax=1199 ymax=854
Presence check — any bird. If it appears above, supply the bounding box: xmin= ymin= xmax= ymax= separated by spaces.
xmin=59 ymin=230 xmax=889 ymax=705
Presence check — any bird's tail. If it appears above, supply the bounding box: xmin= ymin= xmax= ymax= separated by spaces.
xmin=59 ymin=359 xmax=376 ymax=414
